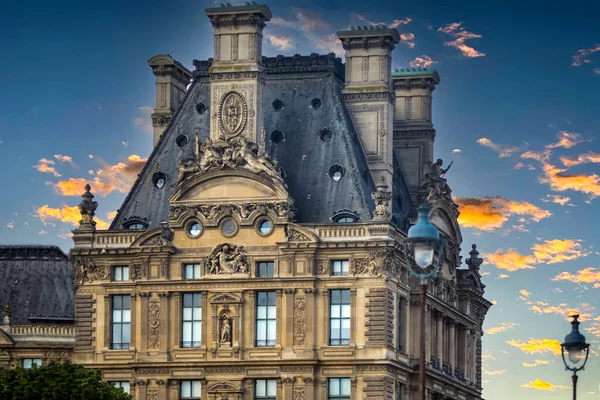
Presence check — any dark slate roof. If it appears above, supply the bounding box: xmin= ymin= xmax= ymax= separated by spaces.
xmin=111 ymin=53 xmax=376 ymax=228
xmin=0 ymin=246 xmax=74 ymax=324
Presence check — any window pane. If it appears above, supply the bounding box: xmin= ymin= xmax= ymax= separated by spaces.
xmin=122 ymin=324 xmax=130 ymax=343
xmin=112 ymin=324 xmax=121 ymax=343
xmin=267 ymin=320 xmax=276 ymax=341
xmin=194 ymin=264 xmax=201 ymax=278
xmin=331 ymin=290 xmax=340 ymax=304
xmin=267 ymin=379 xmax=277 ymax=396
xmin=193 ymin=293 xmax=202 ymax=307
xmin=191 ymin=381 xmax=201 ymax=397
xmin=267 ymin=305 xmax=276 ymax=319
xmin=23 ymin=359 xmax=32 ymax=369
xmin=182 ymin=322 xmax=192 ymax=343
xmin=123 ymin=310 xmax=131 ymax=323
xmin=192 ymin=322 xmax=201 ymax=343
xmin=342 ymin=304 xmax=351 ymax=318
xmin=256 ymin=380 xmax=266 ymax=396
xmin=341 ymin=290 xmax=350 ymax=304
xmin=113 ymin=310 xmax=122 ymax=323
xmin=257 ymin=306 xmax=267 ymax=319
xmin=181 ymin=381 xmax=191 ymax=397
xmin=183 ymin=294 xmax=192 ymax=307
xmin=183 ymin=308 xmax=192 ymax=321
xmin=258 ymin=292 xmax=267 ymax=306
xmin=331 ymin=305 xmax=340 ymax=318
xmin=257 ymin=320 xmax=266 ymax=341
xmin=122 ymin=267 xmax=129 ymax=280
xmin=115 ymin=268 xmax=122 ymax=281
xmin=340 ymin=378 xmax=351 ymax=395
xmin=192 ymin=307 xmax=201 ymax=320
xmin=341 ymin=260 xmax=349 ymax=274
xmin=113 ymin=295 xmax=122 ymax=309
xmin=329 ymin=379 xmax=340 ymax=395
xmin=122 ymin=295 xmax=130 ymax=309
xmin=268 ymin=292 xmax=276 ymax=305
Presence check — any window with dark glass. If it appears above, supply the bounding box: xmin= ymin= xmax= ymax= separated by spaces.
xmin=182 ymin=293 xmax=202 ymax=348
xmin=257 ymin=261 xmax=274 ymax=278
xmin=184 ymin=263 xmax=201 ymax=279
xmin=397 ymin=297 xmax=404 ymax=351
xmin=255 ymin=379 xmax=277 ymax=399
xmin=113 ymin=266 xmax=129 ymax=281
xmin=256 ymin=291 xmax=276 ymax=347
xmin=112 ymin=382 xmax=131 ymax=394
xmin=329 ymin=289 xmax=350 ymax=346
xmin=328 ymin=378 xmax=351 ymax=400
xmin=22 ymin=358 xmax=42 ymax=369
xmin=336 ymin=216 xmax=356 ymax=223
xmin=111 ymin=295 xmax=131 ymax=350
xmin=332 ymin=260 xmax=349 ymax=276
xmin=180 ymin=380 xmax=201 ymax=399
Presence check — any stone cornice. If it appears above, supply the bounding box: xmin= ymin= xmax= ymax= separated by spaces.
xmin=0 ymin=245 xmax=68 ymax=261
xmin=337 ymin=27 xmax=400 ymax=51
xmin=342 ymin=92 xmax=395 ymax=103
xmin=204 ymin=4 xmax=272 ymax=29
xmin=393 ymin=78 xmax=438 ymax=90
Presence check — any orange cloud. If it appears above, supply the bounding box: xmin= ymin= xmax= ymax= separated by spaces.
xmin=51 ymin=154 xmax=147 ymax=197
xmin=541 ymin=194 xmax=571 ymax=206
xmin=531 ymin=239 xmax=589 ymax=264
xmin=485 ymin=249 xmax=536 ymax=271
xmin=523 ymin=359 xmax=551 ymax=367
xmin=521 ymin=379 xmax=568 ymax=391
xmin=54 ymin=154 xmax=78 ymax=167
xmin=498 ymin=274 xmax=510 ymax=279
xmin=528 ymin=300 xmax=594 ymax=321
xmin=399 ymin=32 xmax=415 ymax=48
xmin=486 ymin=322 xmax=518 ymax=335
xmin=546 ymin=131 xmax=584 ymax=149
xmin=266 ymin=34 xmax=293 ymax=51
xmin=107 ymin=211 xmax=118 ymax=220
xmin=36 ymin=204 xmax=109 ymax=230
xmin=476 ymin=137 xmax=520 ymax=157
xmin=553 ymin=268 xmax=600 ymax=288
xmin=572 ymin=44 xmax=600 ymax=67
xmin=520 ymin=289 xmax=531 ymax=298
xmin=34 ymin=158 xmax=61 ymax=177
xmin=389 ymin=17 xmax=412 ymax=28
xmin=409 ymin=55 xmax=438 ymax=69
xmin=506 ymin=338 xmax=562 ymax=355
xmin=454 ymin=196 xmax=551 ymax=232
xmin=481 ymin=354 xmax=495 ymax=361
xmin=438 ymin=22 xmax=485 ymax=58
xmin=560 ymin=152 xmax=600 ymax=168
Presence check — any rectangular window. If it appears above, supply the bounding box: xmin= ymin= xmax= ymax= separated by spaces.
xmin=180 ymin=380 xmax=201 ymax=399
xmin=112 ymin=382 xmax=131 ymax=394
xmin=182 ymin=293 xmax=202 ymax=348
xmin=328 ymin=378 xmax=351 ymax=400
xmin=111 ymin=295 xmax=131 ymax=350
xmin=256 ymin=291 xmax=276 ymax=347
xmin=397 ymin=384 xmax=402 ymax=400
xmin=257 ymin=261 xmax=274 ymax=278
xmin=329 ymin=289 xmax=350 ymax=346
xmin=255 ymin=379 xmax=277 ymax=399
xmin=113 ymin=266 xmax=129 ymax=281
xmin=184 ymin=263 xmax=201 ymax=279
xmin=397 ymin=297 xmax=404 ymax=351
xmin=22 ymin=358 xmax=42 ymax=369
xmin=332 ymin=260 xmax=349 ymax=276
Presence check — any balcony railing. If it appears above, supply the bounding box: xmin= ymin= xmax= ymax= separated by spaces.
xmin=10 ymin=325 xmax=76 ymax=340
xmin=442 ymin=362 xmax=453 ymax=376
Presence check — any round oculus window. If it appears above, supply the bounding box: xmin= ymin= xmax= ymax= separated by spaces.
xmin=258 ymin=219 xmax=273 ymax=235
xmin=196 ymin=103 xmax=207 ymax=115
xmin=176 ymin=134 xmax=188 ymax=149
xmin=153 ymin=172 xmax=167 ymax=189
xmin=319 ymin=129 xmax=333 ymax=143
xmin=220 ymin=218 xmax=238 ymax=237
xmin=311 ymin=98 xmax=322 ymax=110
xmin=187 ymin=221 xmax=203 ymax=238
xmin=272 ymin=99 xmax=283 ymax=111
xmin=329 ymin=165 xmax=345 ymax=182
xmin=271 ymin=130 xmax=284 ymax=144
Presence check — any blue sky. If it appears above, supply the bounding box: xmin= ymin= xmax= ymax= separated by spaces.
xmin=1 ymin=0 xmax=599 ymax=397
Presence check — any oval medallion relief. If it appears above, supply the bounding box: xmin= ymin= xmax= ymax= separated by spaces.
xmin=219 ymin=91 xmax=248 ymax=137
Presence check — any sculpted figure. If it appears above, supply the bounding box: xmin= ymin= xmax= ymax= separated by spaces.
xmin=177 ymin=158 xmax=200 ymax=184
xmin=199 ymin=138 xmax=223 ymax=171
xmin=423 ymin=159 xmax=453 ymax=201
xmin=237 ymin=136 xmax=284 ymax=182
xmin=207 ymin=243 xmax=248 ymax=274
xmin=220 ymin=315 xmax=231 ymax=344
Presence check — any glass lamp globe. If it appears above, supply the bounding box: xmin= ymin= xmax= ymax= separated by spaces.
xmin=567 ymin=346 xmax=586 ymax=366
xmin=413 ymin=243 xmax=435 ymax=269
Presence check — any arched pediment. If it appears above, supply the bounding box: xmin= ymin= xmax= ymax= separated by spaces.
xmin=130 ymin=227 xmax=164 ymax=247
xmin=208 ymin=293 xmax=242 ymax=304
xmin=206 ymin=381 xmax=241 ymax=392
xmin=430 ymin=205 xmax=462 ymax=243
xmin=286 ymin=223 xmax=319 ymax=243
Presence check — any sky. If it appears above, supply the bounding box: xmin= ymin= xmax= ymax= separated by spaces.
xmin=1 ymin=0 xmax=600 ymax=398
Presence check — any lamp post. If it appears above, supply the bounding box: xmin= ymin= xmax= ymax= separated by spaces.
xmin=403 ymin=203 xmax=445 ymax=400
xmin=561 ymin=314 xmax=590 ymax=400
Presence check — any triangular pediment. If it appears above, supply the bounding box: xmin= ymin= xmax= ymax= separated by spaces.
xmin=0 ymin=328 xmax=14 ymax=346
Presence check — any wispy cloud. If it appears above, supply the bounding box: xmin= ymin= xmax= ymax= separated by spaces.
xmin=560 ymin=151 xmax=600 ymax=168
xmin=34 ymin=158 xmax=61 ymax=177
xmin=523 ymin=359 xmax=551 ymax=367
xmin=51 ymin=154 xmax=148 ymax=197
xmin=486 ymin=322 xmax=518 ymax=335
xmin=6 ymin=221 xmax=14 ymax=229
xmin=553 ymin=267 xmax=600 ymax=288
xmin=266 ymin=34 xmax=294 ymax=51
xmin=572 ymin=44 xmax=600 ymax=67
xmin=409 ymin=55 xmax=438 ymax=69
xmin=389 ymin=17 xmax=412 ymax=28
xmin=527 ymin=300 xmax=594 ymax=321
xmin=521 ymin=379 xmax=569 ymax=391
xmin=54 ymin=154 xmax=78 ymax=167
xmin=133 ymin=106 xmax=153 ymax=134
xmin=454 ymin=196 xmax=551 ymax=232
xmin=39 ymin=229 xmax=48 ymax=235
xmin=399 ymin=33 xmax=415 ymax=48
xmin=438 ymin=21 xmax=485 ymax=58
xmin=506 ymin=338 xmax=562 ymax=355
xmin=476 ymin=137 xmax=521 ymax=157
xmin=482 ymin=368 xmax=506 ymax=375
xmin=545 ymin=131 xmax=584 ymax=149
xmin=541 ymin=194 xmax=571 ymax=206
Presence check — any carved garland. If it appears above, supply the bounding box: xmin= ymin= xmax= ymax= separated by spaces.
xmin=293 ymin=295 xmax=307 ymax=346
xmin=148 ymin=300 xmax=160 ymax=350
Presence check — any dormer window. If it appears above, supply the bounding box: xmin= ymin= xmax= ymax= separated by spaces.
xmin=336 ymin=216 xmax=357 ymax=223
xmin=122 ymin=217 xmax=149 ymax=230
xmin=331 ymin=210 xmax=359 ymax=223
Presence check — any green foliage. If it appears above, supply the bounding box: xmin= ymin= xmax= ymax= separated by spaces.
xmin=0 ymin=361 xmax=130 ymax=400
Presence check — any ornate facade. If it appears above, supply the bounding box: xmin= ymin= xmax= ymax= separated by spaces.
xmin=0 ymin=3 xmax=492 ymax=400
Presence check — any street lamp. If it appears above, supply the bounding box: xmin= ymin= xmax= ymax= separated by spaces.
xmin=561 ymin=314 xmax=590 ymax=400
xmin=404 ymin=203 xmax=445 ymax=400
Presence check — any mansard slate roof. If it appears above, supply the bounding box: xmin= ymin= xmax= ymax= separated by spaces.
xmin=111 ymin=53 xmax=378 ymax=229
xmin=0 ymin=246 xmax=74 ymax=324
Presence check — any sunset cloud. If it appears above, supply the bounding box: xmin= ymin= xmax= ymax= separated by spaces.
xmin=571 ymin=44 xmax=600 ymax=67
xmin=486 ymin=322 xmax=518 ymax=335
xmin=521 ymin=379 xmax=568 ymax=391
xmin=476 ymin=137 xmax=520 ymax=157
xmin=54 ymin=154 xmax=78 ymax=167
xmin=545 ymin=131 xmax=584 ymax=149
xmin=482 ymin=368 xmax=506 ymax=376
xmin=389 ymin=17 xmax=412 ymax=28
xmin=107 ymin=210 xmax=118 ymax=220
xmin=528 ymin=300 xmax=594 ymax=321
xmin=506 ymin=338 xmax=562 ymax=355
xmin=36 ymin=204 xmax=109 ymax=230
xmin=409 ymin=55 xmax=438 ymax=69
xmin=133 ymin=106 xmax=153 ymax=134
xmin=520 ymin=289 xmax=531 ymax=298
xmin=560 ymin=152 xmax=600 ymax=168
xmin=266 ymin=34 xmax=293 ymax=51
xmin=541 ymin=194 xmax=571 ymax=206
xmin=51 ymin=154 xmax=147 ymax=197
xmin=34 ymin=158 xmax=61 ymax=177
xmin=454 ymin=196 xmax=551 ymax=231
xmin=438 ymin=22 xmax=485 ymax=58
xmin=523 ymin=359 xmax=551 ymax=367
xmin=399 ymin=33 xmax=415 ymax=48
xmin=553 ymin=267 xmax=600 ymax=288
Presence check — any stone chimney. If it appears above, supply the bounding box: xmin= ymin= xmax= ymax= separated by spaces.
xmin=337 ymin=26 xmax=400 ymax=189
xmin=148 ymin=54 xmax=192 ymax=146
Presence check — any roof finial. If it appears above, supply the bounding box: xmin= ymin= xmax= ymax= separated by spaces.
xmin=465 ymin=244 xmax=483 ymax=271
xmin=77 ymin=184 xmax=98 ymax=231
xmin=3 ymin=304 xmax=12 ymax=326
xmin=372 ymin=176 xmax=392 ymax=222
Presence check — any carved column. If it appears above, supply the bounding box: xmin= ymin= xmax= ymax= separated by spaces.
xmin=103 ymin=295 xmax=110 ymax=350
xmin=158 ymin=292 xmax=170 ymax=354
xmin=168 ymin=380 xmax=179 ymax=400
xmin=282 ymin=377 xmax=293 ymax=400
xmin=350 ymin=377 xmax=357 ymax=400
xmin=172 ymin=293 xmax=181 ymax=350
xmin=471 ymin=329 xmax=477 ymax=382
xmin=156 ymin=379 xmax=167 ymax=399
xmin=304 ymin=376 xmax=314 ymax=399
xmin=449 ymin=320 xmax=456 ymax=369
xmin=350 ymin=288 xmax=357 ymax=346
xmin=130 ymin=294 xmax=137 ymax=351
xmin=138 ymin=292 xmax=151 ymax=353
xmin=136 ymin=380 xmax=148 ymax=400
xmin=284 ymin=289 xmax=295 ymax=350
xmin=276 ymin=290 xmax=283 ymax=347
xmin=436 ymin=311 xmax=443 ymax=362
xmin=319 ymin=289 xmax=329 ymax=348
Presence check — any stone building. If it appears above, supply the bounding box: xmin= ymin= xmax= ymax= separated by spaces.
xmin=0 ymin=3 xmax=492 ymax=399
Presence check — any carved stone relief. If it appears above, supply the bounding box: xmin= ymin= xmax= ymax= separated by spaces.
xmin=293 ymin=387 xmax=306 ymax=400
xmin=148 ymin=300 xmax=160 ymax=350
xmin=206 ymin=243 xmax=248 ymax=274
xmin=73 ymin=258 xmax=108 ymax=287
xmin=293 ymin=295 xmax=306 ymax=346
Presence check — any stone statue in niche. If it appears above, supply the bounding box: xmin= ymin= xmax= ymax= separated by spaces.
xmin=206 ymin=243 xmax=248 ymax=274
xmin=220 ymin=314 xmax=231 ymax=344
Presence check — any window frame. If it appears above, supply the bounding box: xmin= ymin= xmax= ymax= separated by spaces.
xmin=111 ymin=294 xmax=131 ymax=350
xmin=331 ymin=260 xmax=349 ymax=276
xmin=397 ymin=296 xmax=405 ymax=351
xmin=257 ymin=261 xmax=275 ymax=278
xmin=181 ymin=293 xmax=202 ymax=348
xmin=256 ymin=291 xmax=277 ymax=347
xmin=183 ymin=263 xmax=202 ymax=280
xmin=113 ymin=265 xmax=129 ymax=282
xmin=329 ymin=289 xmax=351 ymax=346
xmin=328 ymin=378 xmax=351 ymax=400
xmin=179 ymin=380 xmax=201 ymax=400
xmin=21 ymin=358 xmax=42 ymax=369
xmin=254 ymin=379 xmax=277 ymax=400
xmin=111 ymin=381 xmax=131 ymax=395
